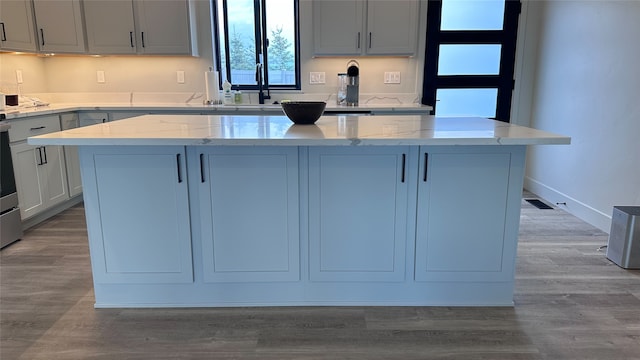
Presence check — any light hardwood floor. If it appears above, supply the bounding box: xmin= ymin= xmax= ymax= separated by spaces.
xmin=1 ymin=195 xmax=639 ymax=359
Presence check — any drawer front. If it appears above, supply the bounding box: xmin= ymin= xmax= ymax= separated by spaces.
xmin=8 ymin=115 xmax=61 ymax=142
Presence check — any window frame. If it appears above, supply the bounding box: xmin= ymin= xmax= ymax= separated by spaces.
xmin=421 ymin=0 xmax=522 ymax=122
xmin=213 ymin=0 xmax=301 ymax=92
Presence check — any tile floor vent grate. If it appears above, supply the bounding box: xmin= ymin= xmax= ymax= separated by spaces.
xmin=525 ymin=199 xmax=554 ymax=209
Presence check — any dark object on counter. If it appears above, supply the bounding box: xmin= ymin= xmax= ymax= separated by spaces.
xmin=346 ymin=60 xmax=359 ymax=106
xmin=5 ymin=95 xmax=18 ymax=106
xmin=281 ymin=101 xmax=326 ymax=124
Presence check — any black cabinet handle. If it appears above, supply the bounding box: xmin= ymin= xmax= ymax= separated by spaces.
xmin=40 ymin=28 xmax=44 ymax=46
xmin=36 ymin=147 xmax=44 ymax=165
xmin=130 ymin=31 xmax=134 ymax=47
xmin=423 ymin=153 xmax=429 ymax=182
xmin=401 ymin=153 xmax=406 ymax=183
xmin=176 ymin=154 xmax=183 ymax=183
xmin=141 ymin=31 xmax=145 ymax=48
xmin=42 ymin=146 xmax=47 ymax=164
xmin=199 ymin=154 xmax=205 ymax=183
xmin=1 ymin=23 xmax=6 ymax=41
xmin=357 ymin=32 xmax=360 ymax=49
xmin=30 ymin=126 xmax=46 ymax=131
xmin=369 ymin=32 xmax=372 ymax=48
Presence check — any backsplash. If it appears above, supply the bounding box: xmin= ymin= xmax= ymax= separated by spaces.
xmin=1 ymin=53 xmax=423 ymax=105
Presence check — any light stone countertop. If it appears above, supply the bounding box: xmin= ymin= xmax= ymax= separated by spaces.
xmin=1 ymin=102 xmax=431 ymax=120
xmin=28 ymin=114 xmax=571 ymax=146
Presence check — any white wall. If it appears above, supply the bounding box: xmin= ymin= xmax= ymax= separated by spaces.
xmin=0 ymin=0 xmax=427 ymax=104
xmin=524 ymin=0 xmax=640 ymax=232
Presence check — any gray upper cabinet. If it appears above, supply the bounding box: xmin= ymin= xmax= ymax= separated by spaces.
xmin=33 ymin=0 xmax=86 ymax=53
xmin=83 ymin=0 xmax=137 ymax=54
xmin=313 ymin=0 xmax=419 ymax=56
xmin=84 ymin=0 xmax=196 ymax=55
xmin=0 ymin=0 xmax=38 ymax=52
xmin=365 ymin=0 xmax=419 ymax=55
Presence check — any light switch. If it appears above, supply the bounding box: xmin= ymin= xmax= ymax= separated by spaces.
xmin=384 ymin=72 xmax=401 ymax=84
xmin=177 ymin=71 xmax=185 ymax=84
xmin=309 ymin=72 xmax=325 ymax=84
xmin=97 ymin=70 xmax=106 ymax=83
xmin=16 ymin=70 xmax=24 ymax=84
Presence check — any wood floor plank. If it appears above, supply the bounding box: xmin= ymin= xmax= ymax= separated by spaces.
xmin=2 ymin=196 xmax=640 ymax=359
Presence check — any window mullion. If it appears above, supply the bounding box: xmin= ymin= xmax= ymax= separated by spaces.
xmin=221 ymin=0 xmax=232 ymax=84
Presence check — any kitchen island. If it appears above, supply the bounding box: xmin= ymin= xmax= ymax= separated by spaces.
xmin=29 ymin=114 xmax=570 ymax=308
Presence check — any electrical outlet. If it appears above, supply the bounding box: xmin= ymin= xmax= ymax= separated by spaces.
xmin=16 ymin=70 xmax=24 ymax=84
xmin=97 ymin=70 xmax=106 ymax=83
xmin=177 ymin=70 xmax=185 ymax=84
xmin=309 ymin=72 xmax=325 ymax=84
xmin=384 ymin=72 xmax=401 ymax=84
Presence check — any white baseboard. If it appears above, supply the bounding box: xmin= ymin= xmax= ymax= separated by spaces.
xmin=524 ymin=176 xmax=612 ymax=233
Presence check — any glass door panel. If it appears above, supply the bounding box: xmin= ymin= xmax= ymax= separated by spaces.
xmin=438 ymin=45 xmax=502 ymax=75
xmin=435 ymin=89 xmax=498 ymax=118
xmin=441 ymin=0 xmax=506 ymax=30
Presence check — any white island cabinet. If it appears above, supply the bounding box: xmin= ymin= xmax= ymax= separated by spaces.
xmin=29 ymin=114 xmax=570 ymax=308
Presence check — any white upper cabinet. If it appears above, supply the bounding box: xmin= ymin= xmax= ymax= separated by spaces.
xmin=84 ymin=0 xmax=196 ymax=55
xmin=313 ymin=0 xmax=419 ymax=56
xmin=0 ymin=0 xmax=38 ymax=52
xmin=32 ymin=0 xmax=86 ymax=53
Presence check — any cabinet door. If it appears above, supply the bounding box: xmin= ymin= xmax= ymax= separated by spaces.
xmin=60 ymin=113 xmax=82 ymax=197
xmin=313 ymin=0 xmax=364 ymax=56
xmin=79 ymin=146 xmax=193 ymax=284
xmin=10 ymin=143 xmax=68 ymax=219
xmin=366 ymin=0 xmax=418 ymax=55
xmin=84 ymin=0 xmax=136 ymax=54
xmin=33 ymin=0 xmax=86 ymax=53
xmin=134 ymin=0 xmax=192 ymax=55
xmin=40 ymin=145 xmax=70 ymax=207
xmin=78 ymin=112 xmax=109 ymax=127
xmin=192 ymin=147 xmax=300 ymax=283
xmin=0 ymin=0 xmax=38 ymax=52
xmin=11 ymin=143 xmax=46 ymax=219
xmin=63 ymin=146 xmax=82 ymax=197
xmin=415 ymin=147 xmax=521 ymax=282
xmin=308 ymin=147 xmax=409 ymax=282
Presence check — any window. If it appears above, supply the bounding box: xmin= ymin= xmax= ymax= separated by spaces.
xmin=214 ymin=0 xmax=300 ymax=95
xmin=421 ymin=0 xmax=521 ymax=122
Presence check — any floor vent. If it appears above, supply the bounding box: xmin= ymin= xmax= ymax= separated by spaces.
xmin=525 ymin=199 xmax=554 ymax=209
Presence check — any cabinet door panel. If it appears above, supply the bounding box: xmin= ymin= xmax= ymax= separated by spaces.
xmin=64 ymin=146 xmax=82 ymax=197
xmin=84 ymin=0 xmax=136 ymax=54
xmin=366 ymin=0 xmax=418 ymax=55
xmin=309 ymin=147 xmax=409 ymax=282
xmin=81 ymin=146 xmax=193 ymax=284
xmin=313 ymin=0 xmax=364 ymax=56
xmin=195 ymin=147 xmax=300 ymax=283
xmin=135 ymin=0 xmax=191 ymax=54
xmin=11 ymin=144 xmax=45 ymax=219
xmin=0 ymin=0 xmax=38 ymax=51
xmin=415 ymin=149 xmax=512 ymax=281
xmin=42 ymin=145 xmax=69 ymax=206
xmin=33 ymin=0 xmax=86 ymax=53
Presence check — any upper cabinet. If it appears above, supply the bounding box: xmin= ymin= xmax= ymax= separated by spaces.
xmin=313 ymin=0 xmax=419 ymax=56
xmin=84 ymin=0 xmax=197 ymax=55
xmin=33 ymin=0 xmax=86 ymax=53
xmin=0 ymin=0 xmax=38 ymax=52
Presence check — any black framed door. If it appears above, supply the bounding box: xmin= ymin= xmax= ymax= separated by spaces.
xmin=421 ymin=0 xmax=521 ymax=122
